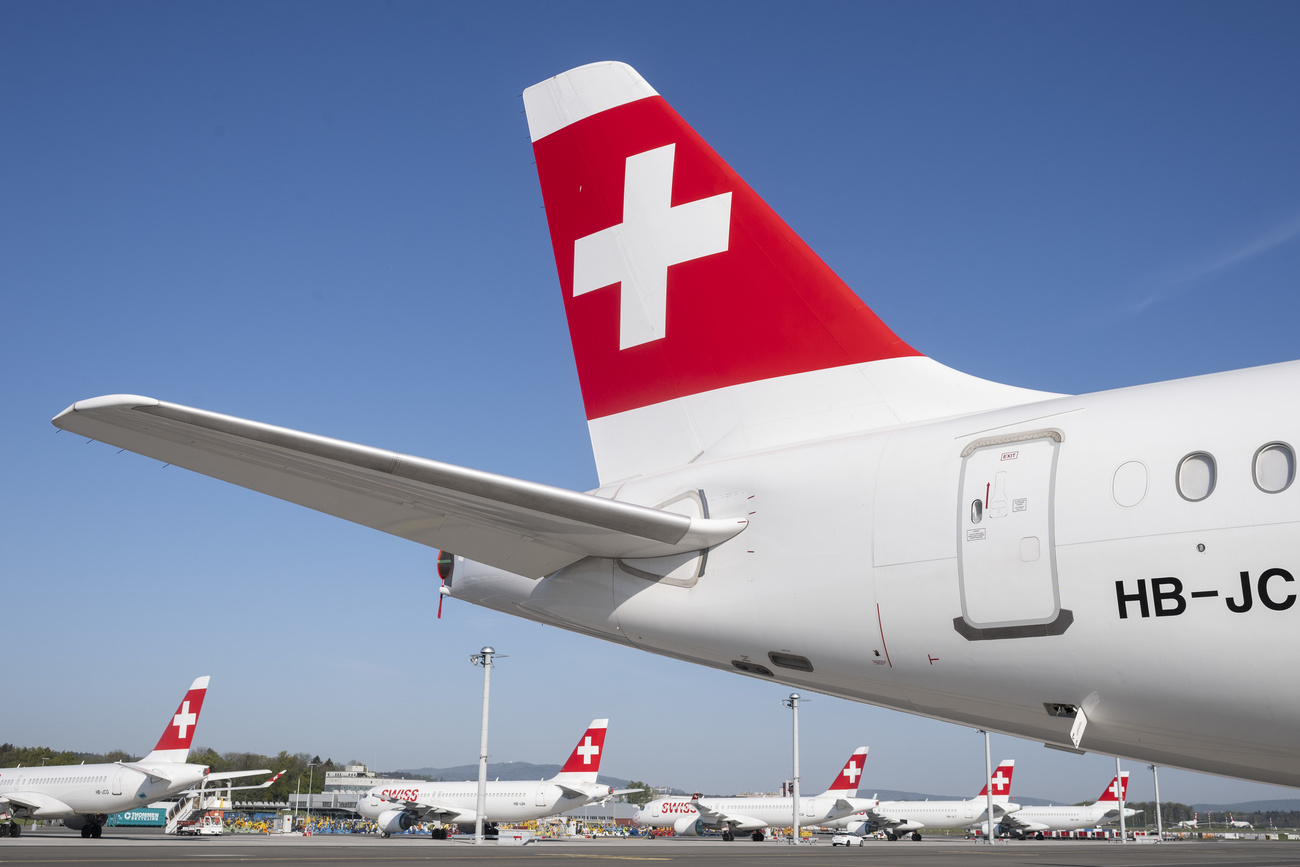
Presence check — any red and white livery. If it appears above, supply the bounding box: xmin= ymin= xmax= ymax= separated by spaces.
xmin=52 ymin=60 xmax=1300 ymax=791
xmin=356 ymin=719 xmax=632 ymax=837
xmin=998 ymin=772 xmax=1140 ymax=838
xmin=0 ymin=677 xmax=270 ymax=839
xmin=634 ymin=746 xmax=872 ymax=841
xmin=828 ymin=759 xmax=1019 ymax=841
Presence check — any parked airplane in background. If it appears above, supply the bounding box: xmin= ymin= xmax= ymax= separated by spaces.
xmin=1227 ymin=814 xmax=1253 ymax=829
xmin=53 ymin=60 xmax=1300 ymax=789
xmin=830 ymin=759 xmax=1018 ymax=841
xmin=0 ymin=677 xmax=264 ymax=838
xmin=1176 ymin=813 xmax=1200 ymax=829
xmin=357 ymin=720 xmax=631 ymax=837
xmin=997 ymin=772 xmax=1139 ymax=839
xmin=634 ymin=747 xmax=871 ymax=841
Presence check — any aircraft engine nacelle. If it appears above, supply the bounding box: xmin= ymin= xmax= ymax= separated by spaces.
xmin=673 ymin=816 xmax=704 ymax=836
xmin=377 ymin=810 xmax=415 ymax=835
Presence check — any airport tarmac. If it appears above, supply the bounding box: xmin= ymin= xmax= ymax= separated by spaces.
xmin=2 ymin=832 xmax=1300 ymax=867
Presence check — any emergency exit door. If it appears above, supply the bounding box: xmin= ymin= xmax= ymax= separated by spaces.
xmin=956 ymin=432 xmax=1071 ymax=639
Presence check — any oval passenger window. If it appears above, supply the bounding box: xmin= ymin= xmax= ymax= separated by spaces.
xmin=1254 ymin=443 xmax=1295 ymax=493
xmin=1177 ymin=452 xmax=1216 ymax=502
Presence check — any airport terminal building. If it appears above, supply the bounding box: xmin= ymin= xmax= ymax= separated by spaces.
xmin=287 ymin=766 xmax=417 ymax=816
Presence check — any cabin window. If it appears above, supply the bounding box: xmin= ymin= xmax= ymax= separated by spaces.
xmin=1177 ymin=452 xmax=1216 ymax=502
xmin=1253 ymin=442 xmax=1295 ymax=493
xmin=1112 ymin=461 xmax=1148 ymax=507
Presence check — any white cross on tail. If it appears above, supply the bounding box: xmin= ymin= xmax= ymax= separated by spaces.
xmin=842 ymin=761 xmax=861 ymax=785
xmin=572 ymin=143 xmax=732 ymax=349
xmin=576 ymin=735 xmax=600 ymax=764
xmin=990 ymin=769 xmax=1009 ymax=793
xmin=172 ymin=700 xmax=197 ymax=739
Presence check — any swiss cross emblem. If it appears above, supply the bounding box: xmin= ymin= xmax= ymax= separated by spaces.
xmin=576 ymin=735 xmax=600 ymax=764
xmin=990 ymin=768 xmax=1010 ymax=794
xmin=841 ymin=760 xmax=861 ymax=785
xmin=173 ymin=700 xmax=197 ymax=740
xmin=1109 ymin=778 xmax=1124 ymax=799
xmin=572 ymin=143 xmax=732 ymax=349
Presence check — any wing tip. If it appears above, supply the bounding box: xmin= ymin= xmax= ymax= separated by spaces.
xmin=53 ymin=394 xmax=160 ymax=428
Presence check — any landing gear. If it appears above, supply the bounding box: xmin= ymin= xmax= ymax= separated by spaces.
xmin=0 ymin=823 xmax=19 ymax=838
xmin=910 ymin=832 xmax=921 ymax=841
xmin=886 ymin=832 xmax=898 ymax=841
xmin=379 ymin=831 xmax=391 ymax=838
xmin=430 ymin=827 xmax=448 ymax=840
xmin=81 ymin=826 xmax=92 ymax=838
xmin=751 ymin=830 xmax=764 ymax=841
xmin=721 ymin=830 xmax=733 ymax=841
xmin=1034 ymin=832 xmax=1044 ymax=840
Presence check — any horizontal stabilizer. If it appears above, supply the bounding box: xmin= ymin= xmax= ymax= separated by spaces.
xmin=53 ymin=396 xmax=747 ymax=578
xmin=119 ymin=762 xmax=174 ymax=783
xmin=191 ymin=770 xmax=284 ymax=793
xmin=203 ymin=768 xmax=274 ymax=783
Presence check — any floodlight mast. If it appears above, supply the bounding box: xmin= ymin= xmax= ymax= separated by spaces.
xmin=1150 ymin=765 xmax=1163 ymax=840
xmin=782 ymin=693 xmax=803 ymax=844
xmin=470 ymin=646 xmax=505 ymax=845
xmin=978 ymin=730 xmax=993 ymax=844
xmin=1117 ymin=756 xmax=1126 ymax=843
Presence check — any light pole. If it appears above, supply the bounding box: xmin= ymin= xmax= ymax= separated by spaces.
xmin=978 ymin=730 xmax=994 ymax=844
xmin=306 ymin=762 xmax=317 ymax=833
xmin=782 ymin=693 xmax=801 ymax=844
xmin=470 ymin=646 xmax=505 ymax=845
xmin=1115 ymin=757 xmax=1125 ymax=843
xmin=1149 ymin=765 xmax=1163 ymax=840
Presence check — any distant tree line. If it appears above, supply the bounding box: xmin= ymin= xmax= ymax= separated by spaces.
xmin=1113 ymin=801 xmax=1300 ymax=830
xmin=0 ymin=743 xmax=135 ymax=768
xmin=187 ymin=747 xmax=343 ymax=803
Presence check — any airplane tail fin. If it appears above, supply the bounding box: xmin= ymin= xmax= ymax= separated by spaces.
xmin=551 ymin=719 xmax=608 ymax=784
xmin=1096 ymin=771 xmax=1128 ymax=803
xmin=524 ymin=62 xmax=1053 ymax=483
xmin=139 ymin=676 xmax=208 ymax=764
xmin=821 ymin=747 xmax=869 ymax=796
xmin=976 ymin=759 xmax=1015 ymax=803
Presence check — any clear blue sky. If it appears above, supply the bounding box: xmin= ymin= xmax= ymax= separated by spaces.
xmin=4 ymin=0 xmax=1300 ymax=806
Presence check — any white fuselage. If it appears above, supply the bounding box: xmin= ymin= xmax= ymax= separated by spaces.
xmin=635 ymin=795 xmax=865 ymax=831
xmin=1005 ymin=803 xmax=1138 ymax=833
xmin=451 ymin=361 xmax=1300 ymax=787
xmin=357 ymin=781 xmax=594 ymax=825
xmin=830 ymin=798 xmax=1013 ymax=835
xmin=0 ymin=762 xmax=208 ymax=819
